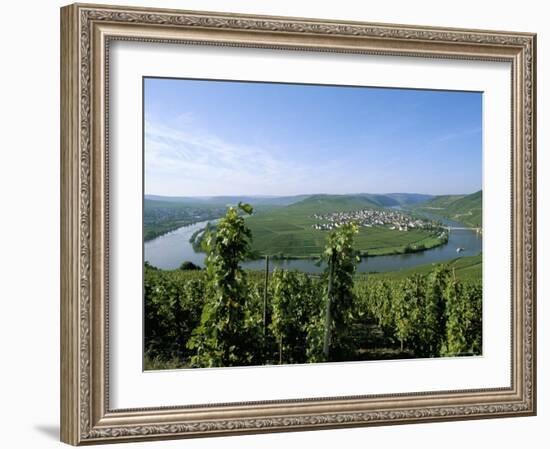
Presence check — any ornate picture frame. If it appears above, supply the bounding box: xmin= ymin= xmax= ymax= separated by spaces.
xmin=60 ymin=3 xmax=536 ymax=445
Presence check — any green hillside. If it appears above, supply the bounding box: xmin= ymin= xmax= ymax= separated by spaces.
xmin=144 ymin=199 xmax=228 ymax=241
xmin=245 ymin=195 xmax=445 ymax=258
xmin=325 ymin=193 xmax=433 ymax=208
xmin=144 ymin=197 xmax=289 ymax=241
xmin=444 ymin=190 xmax=482 ymax=227
xmin=285 ymin=194 xmax=379 ymax=214
xmin=368 ymin=254 xmax=482 ymax=281
xmin=415 ymin=191 xmax=482 ymax=228
xmin=416 ymin=194 xmax=465 ymax=209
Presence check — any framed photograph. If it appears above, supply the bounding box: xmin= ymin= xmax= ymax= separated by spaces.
xmin=60 ymin=3 xmax=536 ymax=445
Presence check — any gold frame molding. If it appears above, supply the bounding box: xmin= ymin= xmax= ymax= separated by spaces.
xmin=60 ymin=3 xmax=537 ymax=445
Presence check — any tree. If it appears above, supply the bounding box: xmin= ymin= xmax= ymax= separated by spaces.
xmin=441 ymin=279 xmax=482 ymax=357
xmin=143 ymin=264 xmax=204 ymax=364
xmin=321 ymin=222 xmax=360 ymax=361
xmin=270 ymin=269 xmax=320 ymax=364
xmin=392 ymin=275 xmax=423 ymax=352
xmin=466 ymin=282 xmax=483 ymax=355
xmin=179 ymin=261 xmax=201 ymax=271
xmin=419 ymin=265 xmax=452 ymax=357
xmin=187 ymin=203 xmax=262 ymax=367
xmin=370 ymin=280 xmax=395 ymax=338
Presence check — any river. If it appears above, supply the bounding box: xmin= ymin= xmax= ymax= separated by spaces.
xmin=144 ymin=211 xmax=481 ymax=273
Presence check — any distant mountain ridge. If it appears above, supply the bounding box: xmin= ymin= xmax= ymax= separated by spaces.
xmin=144 ymin=194 xmax=309 ymax=207
xmin=144 ymin=192 xmax=435 ymax=208
xmin=285 ymin=194 xmax=380 ymax=214
xmin=359 ymin=193 xmax=434 ymax=207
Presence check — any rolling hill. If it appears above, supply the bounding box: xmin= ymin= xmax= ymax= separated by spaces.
xmin=144 ymin=199 xmax=228 ymax=241
xmin=245 ymin=194 xmax=444 ymax=258
xmin=284 ymin=194 xmax=380 ymax=214
xmin=414 ymin=190 xmax=482 ymax=228
xmin=359 ymin=193 xmax=434 ymax=207
xmin=143 ymin=195 xmax=307 ymax=241
xmin=143 ymin=192 xmax=439 ymax=244
xmin=145 ymin=192 xmax=433 ymax=209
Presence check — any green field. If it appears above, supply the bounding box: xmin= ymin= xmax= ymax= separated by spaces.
xmin=367 ymin=254 xmax=482 ymax=281
xmin=245 ymin=195 xmax=445 ymax=258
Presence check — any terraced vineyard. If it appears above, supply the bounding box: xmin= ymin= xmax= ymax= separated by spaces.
xmin=144 ymin=260 xmax=482 ymax=369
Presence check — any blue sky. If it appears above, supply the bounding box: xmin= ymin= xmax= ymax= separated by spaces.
xmin=144 ymin=77 xmax=482 ymax=196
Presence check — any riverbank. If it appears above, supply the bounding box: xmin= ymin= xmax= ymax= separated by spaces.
xmin=144 ymin=219 xmax=193 ymax=242
xmin=367 ymin=253 xmax=482 ymax=281
xmin=249 ymin=232 xmax=446 ymax=260
xmin=189 ymin=224 xmax=448 ymax=260
xmin=144 ymin=213 xmax=481 ymax=273
xmin=145 ymin=216 xmax=223 ymax=242
xmin=148 ymin=253 xmax=482 ymax=283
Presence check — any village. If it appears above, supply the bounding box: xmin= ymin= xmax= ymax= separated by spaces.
xmin=311 ymin=208 xmax=444 ymax=233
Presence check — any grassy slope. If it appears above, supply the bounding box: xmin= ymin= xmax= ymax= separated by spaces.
xmin=443 ymin=190 xmax=482 ymax=227
xmin=367 ymin=254 xmax=482 ymax=281
xmin=416 ymin=194 xmax=465 ymax=209
xmin=245 ymin=195 xmax=444 ymax=258
xmin=415 ymin=191 xmax=482 ymax=228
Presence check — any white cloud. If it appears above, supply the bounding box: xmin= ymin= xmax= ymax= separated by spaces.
xmin=144 ymin=119 xmax=337 ymax=196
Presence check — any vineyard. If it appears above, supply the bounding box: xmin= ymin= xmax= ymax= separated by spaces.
xmin=144 ymin=204 xmax=482 ymax=370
